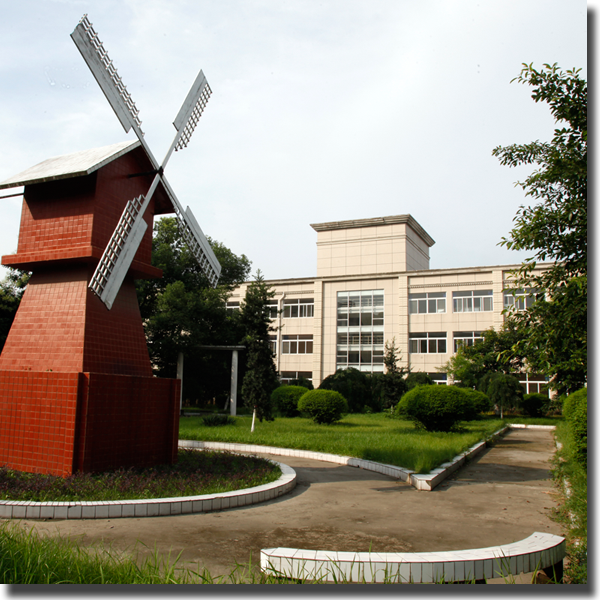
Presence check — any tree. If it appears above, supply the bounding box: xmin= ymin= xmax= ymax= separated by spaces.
xmin=135 ymin=217 xmax=251 ymax=404
xmin=478 ymin=372 xmax=523 ymax=419
xmin=239 ymin=271 xmax=279 ymax=424
xmin=492 ymin=63 xmax=587 ymax=394
xmin=441 ymin=322 xmax=526 ymax=389
xmin=0 ymin=268 xmax=30 ymax=352
xmin=381 ymin=338 xmax=407 ymax=409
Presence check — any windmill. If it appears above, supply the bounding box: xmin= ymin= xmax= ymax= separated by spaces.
xmin=71 ymin=14 xmax=221 ymax=310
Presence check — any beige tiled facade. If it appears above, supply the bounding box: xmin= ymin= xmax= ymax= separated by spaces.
xmin=229 ymin=215 xmax=547 ymax=391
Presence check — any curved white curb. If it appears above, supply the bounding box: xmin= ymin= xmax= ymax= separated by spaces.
xmin=0 ymin=455 xmax=296 ymax=520
xmin=260 ymin=532 xmax=566 ymax=583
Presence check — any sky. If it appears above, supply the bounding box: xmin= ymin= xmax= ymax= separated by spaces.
xmin=0 ymin=0 xmax=589 ymax=282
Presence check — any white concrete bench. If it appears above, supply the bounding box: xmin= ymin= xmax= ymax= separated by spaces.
xmin=260 ymin=531 xmax=566 ymax=583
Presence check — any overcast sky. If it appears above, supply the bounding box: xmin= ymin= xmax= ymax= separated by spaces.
xmin=0 ymin=0 xmax=588 ymax=282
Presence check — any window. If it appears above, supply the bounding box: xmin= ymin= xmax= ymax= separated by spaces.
xmin=429 ymin=373 xmax=448 ymax=385
xmin=283 ymin=298 xmax=314 ymax=318
xmin=265 ymin=300 xmax=278 ymax=319
xmin=280 ymin=371 xmax=312 ymax=385
xmin=336 ymin=290 xmax=385 ymax=372
xmin=409 ymin=332 xmax=447 ymax=354
xmin=453 ymin=331 xmax=483 ymax=352
xmin=268 ymin=335 xmax=277 ymax=355
xmin=503 ymin=288 xmax=540 ymax=311
xmin=453 ymin=290 xmax=493 ymax=313
xmin=409 ymin=292 xmax=446 ymax=314
xmin=226 ymin=301 xmax=239 ymax=313
xmin=282 ymin=334 xmax=313 ymax=354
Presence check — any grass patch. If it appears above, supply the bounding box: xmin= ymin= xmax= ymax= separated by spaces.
xmin=552 ymin=420 xmax=587 ymax=584
xmin=501 ymin=415 xmax=563 ymax=426
xmin=0 ymin=450 xmax=280 ymax=502
xmin=179 ymin=413 xmax=504 ymax=473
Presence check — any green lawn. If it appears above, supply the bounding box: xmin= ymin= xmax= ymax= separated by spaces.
xmin=179 ymin=413 xmax=506 ymax=474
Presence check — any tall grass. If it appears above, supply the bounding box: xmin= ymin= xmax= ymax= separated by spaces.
xmin=179 ymin=413 xmax=503 ymax=473
xmin=552 ymin=421 xmax=587 ymax=584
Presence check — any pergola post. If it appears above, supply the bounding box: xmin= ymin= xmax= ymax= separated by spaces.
xmin=230 ymin=349 xmax=239 ymax=416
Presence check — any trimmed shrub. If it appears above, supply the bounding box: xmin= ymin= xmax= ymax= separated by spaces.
xmin=394 ymin=385 xmax=476 ymax=432
xmin=405 ymin=372 xmax=433 ymax=391
xmin=563 ymin=388 xmax=587 ymax=468
xmin=298 ymin=390 xmax=348 ymax=425
xmin=319 ymin=368 xmax=373 ymax=413
xmin=270 ymin=385 xmax=307 ymax=417
xmin=462 ymin=388 xmax=492 ymax=416
xmin=201 ymin=414 xmax=235 ymax=427
xmin=520 ymin=392 xmax=549 ymax=417
xmin=288 ymin=376 xmax=314 ymax=390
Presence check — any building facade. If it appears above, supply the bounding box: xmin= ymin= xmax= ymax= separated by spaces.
xmin=228 ymin=215 xmax=547 ymax=393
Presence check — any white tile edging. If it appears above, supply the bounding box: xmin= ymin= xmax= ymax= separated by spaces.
xmin=0 ymin=455 xmax=296 ymax=521
xmin=260 ymin=531 xmax=566 ymax=583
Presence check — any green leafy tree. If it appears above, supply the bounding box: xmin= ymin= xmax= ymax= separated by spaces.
xmin=135 ymin=217 xmax=251 ymax=404
xmin=441 ymin=322 xmax=526 ymax=389
xmin=492 ymin=63 xmax=587 ymax=394
xmin=478 ymin=372 xmax=523 ymax=418
xmin=239 ymin=272 xmax=279 ymax=424
xmin=0 ymin=268 xmax=30 ymax=352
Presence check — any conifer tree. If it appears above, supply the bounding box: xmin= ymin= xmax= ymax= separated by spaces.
xmin=239 ymin=271 xmax=279 ymax=424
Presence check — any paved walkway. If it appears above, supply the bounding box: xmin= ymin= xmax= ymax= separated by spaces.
xmin=18 ymin=428 xmax=562 ymax=583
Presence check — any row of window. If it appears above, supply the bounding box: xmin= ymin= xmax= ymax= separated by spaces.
xmin=409 ymin=331 xmax=483 ymax=354
xmin=227 ymin=299 xmax=314 ymax=319
xmin=229 ymin=288 xmax=538 ymax=318
xmin=269 ymin=335 xmax=314 ymax=355
xmin=409 ymin=289 xmax=539 ymax=315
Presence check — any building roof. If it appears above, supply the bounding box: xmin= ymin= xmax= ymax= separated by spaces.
xmin=310 ymin=214 xmax=435 ymax=247
xmin=0 ymin=140 xmax=140 ymax=190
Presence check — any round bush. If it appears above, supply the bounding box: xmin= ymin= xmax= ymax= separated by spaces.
xmin=270 ymin=385 xmax=307 ymax=417
xmin=394 ymin=385 xmax=476 ymax=432
xmin=405 ymin=372 xmax=433 ymax=391
xmin=319 ymin=368 xmax=373 ymax=413
xmin=461 ymin=388 xmax=492 ymax=416
xmin=520 ymin=392 xmax=549 ymax=417
xmin=298 ymin=389 xmax=348 ymax=425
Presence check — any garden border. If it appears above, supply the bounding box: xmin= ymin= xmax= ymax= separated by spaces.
xmin=0 ymin=458 xmax=296 ymax=520
xmin=0 ymin=423 xmax=555 ymax=520
xmin=181 ymin=423 xmax=555 ymax=492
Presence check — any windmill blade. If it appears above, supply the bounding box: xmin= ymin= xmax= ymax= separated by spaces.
xmin=89 ymin=195 xmax=148 ymax=310
xmin=71 ymin=14 xmax=143 ymax=135
xmin=179 ymin=207 xmax=221 ymax=287
xmin=173 ymin=70 xmax=212 ymax=151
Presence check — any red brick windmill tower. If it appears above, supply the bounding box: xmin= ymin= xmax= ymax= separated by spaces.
xmin=0 ymin=15 xmax=221 ymax=477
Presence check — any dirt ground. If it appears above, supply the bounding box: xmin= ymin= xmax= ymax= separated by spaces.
xmin=10 ymin=428 xmax=564 ymax=584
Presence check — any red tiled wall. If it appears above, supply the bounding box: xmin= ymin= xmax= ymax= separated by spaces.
xmin=0 ymin=371 xmax=80 ymax=476
xmin=8 ymin=149 xmax=156 ymax=270
xmin=0 ymin=370 xmax=180 ymax=476
xmin=0 ymin=268 xmax=152 ymax=377
xmin=75 ymin=373 xmax=180 ymax=473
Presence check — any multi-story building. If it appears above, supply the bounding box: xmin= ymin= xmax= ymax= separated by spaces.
xmin=228 ymin=215 xmax=547 ymax=394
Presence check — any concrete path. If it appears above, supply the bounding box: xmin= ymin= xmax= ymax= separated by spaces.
xmin=15 ymin=428 xmax=563 ymax=583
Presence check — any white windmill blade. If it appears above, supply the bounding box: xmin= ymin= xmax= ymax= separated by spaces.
xmin=71 ymin=14 xmax=143 ymax=135
xmin=89 ymin=196 xmax=148 ymax=310
xmin=73 ymin=14 xmax=221 ymax=309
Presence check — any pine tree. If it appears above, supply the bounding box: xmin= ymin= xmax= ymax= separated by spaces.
xmin=239 ymin=271 xmax=279 ymax=423
xmin=381 ymin=338 xmax=407 ymax=409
